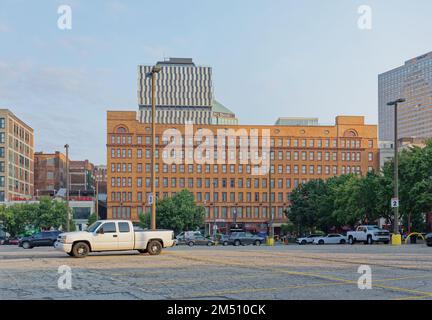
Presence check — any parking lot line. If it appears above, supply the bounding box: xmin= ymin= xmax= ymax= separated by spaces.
xmin=168 ymin=251 xmax=432 ymax=299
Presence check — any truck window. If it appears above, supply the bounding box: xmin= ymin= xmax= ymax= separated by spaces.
xmin=102 ymin=222 xmax=117 ymax=233
xmin=118 ymin=222 xmax=130 ymax=233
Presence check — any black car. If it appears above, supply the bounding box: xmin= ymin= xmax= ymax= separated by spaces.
xmin=19 ymin=231 xmax=62 ymax=249
xmin=426 ymin=233 xmax=432 ymax=247
xmin=223 ymin=232 xmax=265 ymax=246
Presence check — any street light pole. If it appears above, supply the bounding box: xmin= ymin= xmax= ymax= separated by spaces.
xmin=150 ymin=65 xmax=161 ymax=231
xmin=387 ymin=98 xmax=405 ymax=238
xmin=64 ymin=144 xmax=70 ymax=232
xmin=268 ymin=148 xmax=274 ymax=245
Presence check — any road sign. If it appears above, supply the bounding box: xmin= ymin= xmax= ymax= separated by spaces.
xmin=148 ymin=193 xmax=154 ymax=205
xmin=391 ymin=198 xmax=399 ymax=208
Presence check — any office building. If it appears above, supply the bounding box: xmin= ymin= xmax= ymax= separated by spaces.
xmin=138 ymin=58 xmax=237 ymax=125
xmin=379 ymin=51 xmax=432 ymax=141
xmin=107 ymin=111 xmax=379 ymax=234
xmin=0 ymin=109 xmax=34 ymax=202
xmin=69 ymin=160 xmax=94 ymax=195
xmin=34 ymin=151 xmax=68 ymax=197
xmin=275 ymin=117 xmax=319 ymax=126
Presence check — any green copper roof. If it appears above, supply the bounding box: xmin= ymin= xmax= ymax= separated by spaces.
xmin=212 ymin=99 xmax=235 ymax=115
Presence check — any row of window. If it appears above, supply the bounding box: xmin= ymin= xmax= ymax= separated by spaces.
xmin=111 ymin=148 xmax=374 ymax=162
xmin=111 ymin=166 xmax=372 ymax=195
xmin=124 ymin=205 xmax=288 ymax=220
xmin=110 ymin=134 xmax=373 ymax=149
xmin=110 ymin=165 xmax=371 ymax=189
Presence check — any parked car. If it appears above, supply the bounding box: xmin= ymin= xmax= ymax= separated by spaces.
xmin=223 ymin=232 xmax=265 ymax=246
xmin=55 ymin=220 xmax=175 ymax=258
xmin=346 ymin=225 xmax=390 ymax=245
xmin=426 ymin=233 xmax=432 ymax=247
xmin=185 ymin=235 xmax=214 ymax=247
xmin=19 ymin=231 xmax=62 ymax=249
xmin=313 ymin=234 xmax=347 ymax=245
xmin=2 ymin=237 xmax=20 ymax=245
xmin=176 ymin=231 xmax=202 ymax=241
xmin=296 ymin=234 xmax=324 ymax=245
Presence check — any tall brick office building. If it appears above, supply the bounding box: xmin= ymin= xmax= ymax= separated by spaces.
xmin=107 ymin=111 xmax=379 ymax=234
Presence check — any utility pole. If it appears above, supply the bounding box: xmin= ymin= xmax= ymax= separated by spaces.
xmin=64 ymin=144 xmax=70 ymax=232
xmin=268 ymin=148 xmax=274 ymax=245
xmin=387 ymin=98 xmax=405 ymax=244
xmin=150 ymin=65 xmax=161 ymax=230
xmin=95 ymin=178 xmax=99 ymax=220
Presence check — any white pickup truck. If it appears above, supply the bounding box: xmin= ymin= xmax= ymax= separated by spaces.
xmin=346 ymin=225 xmax=390 ymax=245
xmin=55 ymin=220 xmax=175 ymax=258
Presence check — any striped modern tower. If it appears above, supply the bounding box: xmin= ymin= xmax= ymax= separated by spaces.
xmin=138 ymin=58 xmax=214 ymax=124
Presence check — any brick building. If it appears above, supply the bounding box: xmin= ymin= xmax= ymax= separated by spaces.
xmin=34 ymin=151 xmax=68 ymax=197
xmin=107 ymin=111 xmax=379 ymax=234
xmin=94 ymin=165 xmax=107 ymax=194
xmin=69 ymin=160 xmax=95 ymax=195
xmin=0 ymin=109 xmax=34 ymax=202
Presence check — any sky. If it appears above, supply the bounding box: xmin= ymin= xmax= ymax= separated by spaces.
xmin=1 ymin=0 xmax=432 ymax=164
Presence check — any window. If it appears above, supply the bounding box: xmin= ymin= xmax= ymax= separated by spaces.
xmin=118 ymin=222 xmax=130 ymax=233
xmin=102 ymin=222 xmax=117 ymax=233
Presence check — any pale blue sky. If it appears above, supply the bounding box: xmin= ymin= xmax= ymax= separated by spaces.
xmin=1 ymin=0 xmax=432 ymax=164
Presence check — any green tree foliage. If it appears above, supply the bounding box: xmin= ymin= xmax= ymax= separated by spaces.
xmin=138 ymin=189 xmax=205 ymax=233
xmin=0 ymin=198 xmax=69 ymax=237
xmin=287 ymin=140 xmax=432 ymax=233
xmin=87 ymin=213 xmax=98 ymax=226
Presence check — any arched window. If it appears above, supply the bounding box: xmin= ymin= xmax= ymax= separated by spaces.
xmin=116 ymin=126 xmax=128 ymax=133
xmin=343 ymin=129 xmax=358 ymax=137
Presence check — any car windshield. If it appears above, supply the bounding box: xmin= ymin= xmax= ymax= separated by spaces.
xmin=86 ymin=222 xmax=102 ymax=232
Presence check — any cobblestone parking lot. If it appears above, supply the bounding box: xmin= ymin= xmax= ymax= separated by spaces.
xmin=1 ymin=244 xmax=432 ymax=300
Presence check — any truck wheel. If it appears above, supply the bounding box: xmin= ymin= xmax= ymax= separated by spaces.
xmin=234 ymin=240 xmax=241 ymax=246
xmin=188 ymin=241 xmax=194 ymax=247
xmin=223 ymin=241 xmax=229 ymax=246
xmin=137 ymin=249 xmax=147 ymax=254
xmin=147 ymin=240 xmax=162 ymax=255
xmin=72 ymin=242 xmax=90 ymax=258
xmin=348 ymin=237 xmax=355 ymax=245
xmin=366 ymin=236 xmax=373 ymax=245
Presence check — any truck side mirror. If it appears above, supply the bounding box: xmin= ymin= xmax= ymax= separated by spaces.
xmin=97 ymin=228 xmax=104 ymax=234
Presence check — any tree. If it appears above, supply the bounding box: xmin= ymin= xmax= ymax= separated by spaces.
xmin=34 ymin=198 xmax=68 ymax=230
xmin=87 ymin=213 xmax=98 ymax=226
xmin=0 ymin=204 xmax=31 ymax=237
xmin=140 ymin=189 xmax=205 ymax=233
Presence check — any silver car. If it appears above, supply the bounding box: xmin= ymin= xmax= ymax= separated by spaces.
xmin=296 ymin=234 xmax=324 ymax=245
xmin=313 ymin=234 xmax=347 ymax=245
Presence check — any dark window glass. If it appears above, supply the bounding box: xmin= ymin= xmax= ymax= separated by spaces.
xmin=102 ymin=222 xmax=116 ymax=233
xmin=118 ymin=222 xmax=130 ymax=233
